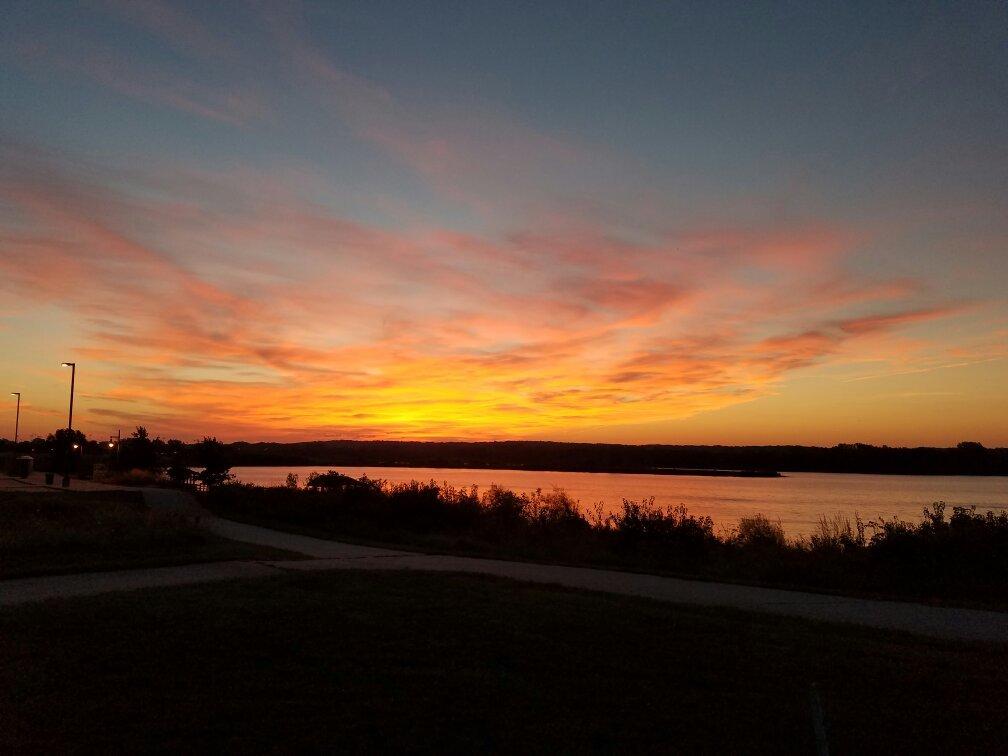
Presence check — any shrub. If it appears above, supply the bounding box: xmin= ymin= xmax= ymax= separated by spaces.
xmin=482 ymin=485 xmax=528 ymax=527
xmin=734 ymin=514 xmax=787 ymax=549
xmin=608 ymin=499 xmax=716 ymax=554
xmin=305 ymin=470 xmax=361 ymax=491
xmin=524 ymin=489 xmax=587 ymax=533
xmin=806 ymin=513 xmax=867 ymax=553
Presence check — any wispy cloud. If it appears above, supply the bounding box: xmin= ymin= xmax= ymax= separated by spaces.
xmin=0 ymin=142 xmax=977 ymax=440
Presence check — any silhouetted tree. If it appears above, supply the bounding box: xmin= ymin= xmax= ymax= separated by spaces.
xmin=165 ymin=438 xmax=192 ymax=486
xmin=194 ymin=436 xmax=232 ymax=487
xmin=120 ymin=426 xmax=159 ymax=471
xmin=45 ymin=428 xmax=86 ymax=471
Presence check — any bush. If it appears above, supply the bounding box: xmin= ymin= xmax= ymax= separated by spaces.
xmin=305 ymin=470 xmax=360 ymax=491
xmin=734 ymin=514 xmax=787 ymax=549
xmin=806 ymin=513 xmax=867 ymax=553
xmin=525 ymin=489 xmax=587 ymax=533
xmin=607 ymin=499 xmax=716 ymax=556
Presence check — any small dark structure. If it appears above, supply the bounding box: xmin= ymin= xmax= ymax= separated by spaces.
xmin=13 ymin=455 xmax=33 ymax=478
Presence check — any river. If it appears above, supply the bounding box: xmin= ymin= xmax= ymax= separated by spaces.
xmin=230 ymin=466 xmax=1008 ymax=537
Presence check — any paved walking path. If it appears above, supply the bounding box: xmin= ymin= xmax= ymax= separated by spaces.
xmin=4 ymin=476 xmax=1008 ymax=642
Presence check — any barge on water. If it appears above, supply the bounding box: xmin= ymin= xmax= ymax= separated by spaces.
xmin=649 ymin=467 xmax=782 ymax=478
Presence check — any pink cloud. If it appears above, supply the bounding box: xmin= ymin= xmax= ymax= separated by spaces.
xmin=0 ymin=143 xmax=985 ymax=441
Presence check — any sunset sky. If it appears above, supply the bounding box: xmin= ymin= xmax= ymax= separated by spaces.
xmin=1 ymin=1 xmax=1006 ymax=445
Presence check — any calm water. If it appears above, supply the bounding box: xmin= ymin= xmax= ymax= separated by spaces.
xmin=230 ymin=466 xmax=1008 ymax=536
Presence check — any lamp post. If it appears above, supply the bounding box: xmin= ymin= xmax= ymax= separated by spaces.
xmin=61 ymin=362 xmax=76 ymax=431
xmin=61 ymin=362 xmax=76 ymax=487
xmin=10 ymin=392 xmax=19 ymax=445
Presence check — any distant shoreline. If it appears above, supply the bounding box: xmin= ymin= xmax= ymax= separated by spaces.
xmin=229 ymin=462 xmax=784 ymax=478
xmin=222 ymin=439 xmax=1008 ymax=477
xmin=227 ymin=460 xmax=1008 ymax=478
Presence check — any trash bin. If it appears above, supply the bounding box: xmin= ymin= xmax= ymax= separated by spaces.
xmin=14 ymin=455 xmax=33 ymax=478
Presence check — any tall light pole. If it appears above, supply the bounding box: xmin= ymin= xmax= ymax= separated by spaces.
xmin=10 ymin=392 xmax=19 ymax=445
xmin=61 ymin=362 xmax=76 ymax=487
xmin=61 ymin=362 xmax=76 ymax=431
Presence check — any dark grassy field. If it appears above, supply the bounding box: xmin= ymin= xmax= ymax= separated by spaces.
xmin=2 ymin=570 xmax=1006 ymax=753
xmin=0 ymin=489 xmax=297 ymax=578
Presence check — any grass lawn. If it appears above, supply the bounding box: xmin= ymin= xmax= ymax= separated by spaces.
xmin=2 ymin=571 xmax=1006 ymax=753
xmin=0 ymin=489 xmax=299 ymax=578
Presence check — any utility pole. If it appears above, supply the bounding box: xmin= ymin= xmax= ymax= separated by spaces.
xmin=10 ymin=392 xmax=19 ymax=445
xmin=61 ymin=362 xmax=76 ymax=487
xmin=62 ymin=362 xmax=76 ymax=431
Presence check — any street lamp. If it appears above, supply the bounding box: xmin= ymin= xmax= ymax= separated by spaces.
xmin=10 ymin=392 xmax=19 ymax=445
xmin=61 ymin=362 xmax=76 ymax=431
xmin=61 ymin=362 xmax=76 ymax=488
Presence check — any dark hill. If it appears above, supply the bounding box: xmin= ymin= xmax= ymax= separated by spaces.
xmin=223 ymin=440 xmax=1008 ymax=476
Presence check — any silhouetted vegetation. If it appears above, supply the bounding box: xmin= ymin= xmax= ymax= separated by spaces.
xmin=165 ymin=438 xmax=191 ymax=486
xmin=205 ymin=476 xmax=1008 ymax=606
xmin=118 ymin=426 xmax=158 ymax=471
xmin=192 ymin=436 xmax=233 ymax=488
xmin=216 ymin=439 xmax=1008 ymax=475
xmin=0 ymin=427 xmax=235 ymax=487
xmin=5 ymin=436 xmax=1006 ymax=479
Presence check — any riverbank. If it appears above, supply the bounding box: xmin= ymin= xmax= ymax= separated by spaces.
xmin=204 ymin=478 xmax=1008 ymax=609
xmin=230 ymin=466 xmax=1008 ymax=537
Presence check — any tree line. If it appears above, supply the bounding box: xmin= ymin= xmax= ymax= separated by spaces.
xmin=220 ymin=439 xmax=1008 ymax=476
xmin=0 ymin=427 xmax=232 ymax=487
xmin=4 ymin=435 xmax=1005 ymax=477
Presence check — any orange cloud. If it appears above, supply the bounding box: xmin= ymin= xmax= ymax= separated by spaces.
xmin=0 ymin=139 xmax=988 ymax=442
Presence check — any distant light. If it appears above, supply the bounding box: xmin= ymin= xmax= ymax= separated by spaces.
xmin=72 ymin=443 xmax=80 ymax=449
xmin=108 ymin=442 xmax=114 ymax=448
